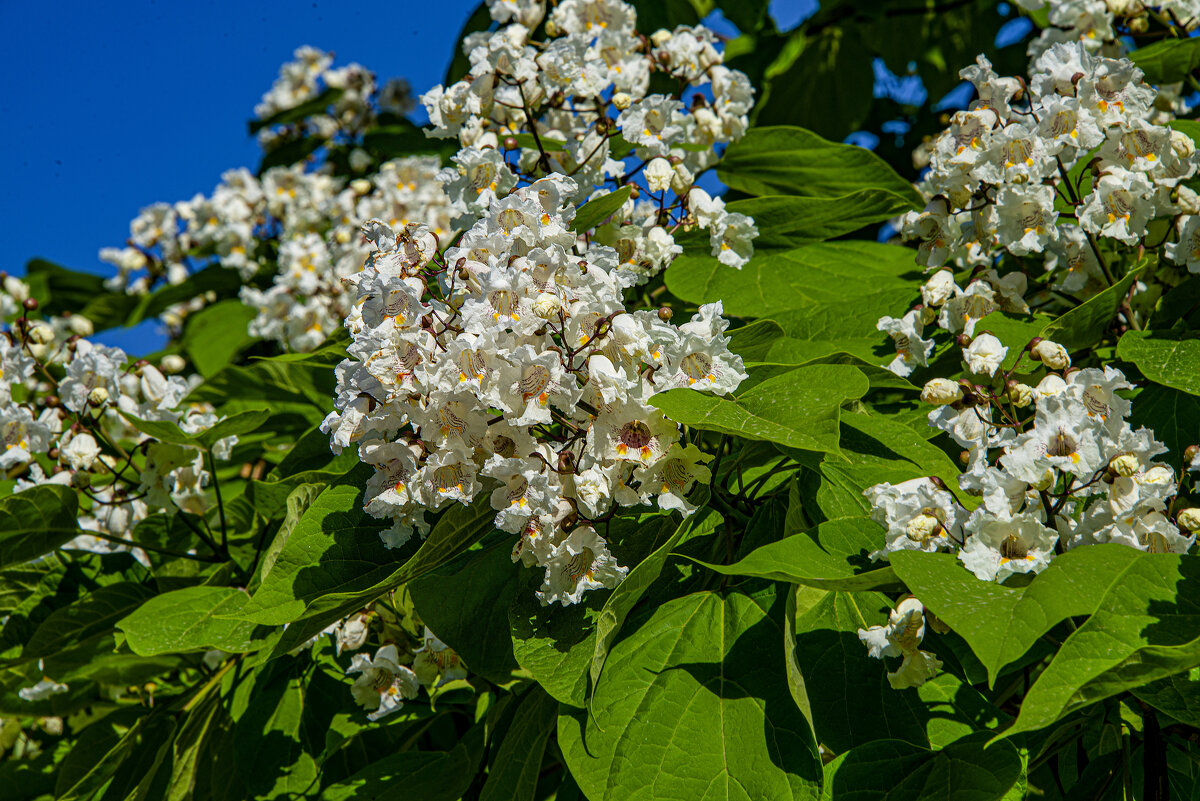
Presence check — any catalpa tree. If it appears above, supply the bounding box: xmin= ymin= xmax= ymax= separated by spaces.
xmin=4 ymin=0 xmax=1200 ymax=799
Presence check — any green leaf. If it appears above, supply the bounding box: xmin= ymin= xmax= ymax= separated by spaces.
xmin=444 ymin=2 xmax=493 ymax=85
xmin=651 ymin=364 xmax=870 ymax=454
xmin=258 ymin=482 xmax=326 ymax=585
xmin=56 ymin=713 xmax=177 ymax=801
xmin=1133 ymin=669 xmax=1200 ymax=728
xmin=1129 ymin=36 xmax=1200 ymax=84
xmin=0 ymin=485 xmax=79 ymax=568
xmin=559 ymin=588 xmax=822 ymax=801
xmin=1039 ymin=262 xmax=1143 ymax=352
xmin=589 ymin=506 xmax=720 ymax=694
xmin=319 ymin=726 xmax=482 ymax=801
xmin=1118 ymin=329 xmax=1200 ymax=396
xmin=23 ymin=583 xmax=155 ymax=659
xmin=821 ymin=734 xmax=1022 ymax=801
xmin=1003 ymin=553 xmax=1200 ymax=738
xmin=249 ymin=87 xmax=345 ymax=133
xmin=479 ymin=687 xmax=558 ymax=801
xmin=692 ymin=517 xmax=902 ymax=591
xmin=23 ymin=259 xmax=139 ymax=331
xmin=738 ymin=191 xmax=917 ymax=250
xmin=126 ymin=264 xmax=244 ymax=327
xmin=233 ymin=668 xmax=317 ymax=798
xmin=667 ymin=241 xmax=915 ymax=318
xmin=718 ymin=125 xmax=921 ymax=205
xmin=118 ymin=586 xmax=266 ymax=655
xmin=570 ymin=185 xmax=632 ymax=232
xmin=120 ymin=407 xmax=270 ymax=451
xmin=181 ymin=299 xmax=258 ymax=377
xmin=790 ymin=588 xmax=999 ymax=752
xmin=410 ymin=540 xmax=521 ymax=683
xmin=890 ymin=546 xmax=1145 ymax=686
xmin=1129 ymin=383 xmax=1200 ymax=466
xmin=362 ymin=121 xmax=460 ymax=161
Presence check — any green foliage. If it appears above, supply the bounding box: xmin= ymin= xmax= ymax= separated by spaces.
xmin=1129 ymin=37 xmax=1200 ymax=85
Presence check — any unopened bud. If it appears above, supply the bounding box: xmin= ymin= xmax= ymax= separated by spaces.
xmin=70 ymin=471 xmax=91 ymax=489
xmin=160 ymin=354 xmax=186 ymax=374
xmin=28 ymin=323 xmax=55 ymax=345
xmin=920 ymin=378 xmax=962 ymax=406
xmin=1109 ymin=452 xmax=1141 ymax=478
xmin=1008 ymin=383 xmax=1034 ymax=408
xmin=612 ymin=92 xmax=632 ymax=111
xmin=927 ymin=475 xmax=949 ymax=491
xmin=87 ymin=387 xmax=109 ymax=407
xmin=1185 ymin=444 xmax=1199 ymax=465
xmin=956 ymin=333 xmax=972 ymax=348
xmin=533 ymin=292 xmax=562 ymax=319
xmin=1179 ymin=508 xmax=1200 ymax=533
xmin=657 ymin=306 xmax=673 ymax=322
xmin=1031 ymin=339 xmax=1070 ymax=370
xmin=504 ymin=136 xmax=519 ymax=151
xmin=905 ymin=513 xmax=941 ymax=543
xmin=22 ymin=297 xmax=38 ymax=311
xmin=1128 ymin=13 xmax=1149 ymax=32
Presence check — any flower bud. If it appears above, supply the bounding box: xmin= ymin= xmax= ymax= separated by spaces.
xmin=1128 ymin=13 xmax=1149 ymax=32
xmin=544 ymin=19 xmax=559 ymax=36
xmin=1031 ymin=339 xmax=1070 ymax=370
xmin=532 ymin=292 xmax=562 ymax=319
xmin=645 ymin=157 xmax=673 ymax=193
xmin=650 ymin=28 xmax=673 ymax=47
xmin=160 ymin=354 xmax=187 ymax=374
xmin=1185 ymin=444 xmax=1199 ymax=465
xmin=612 ymin=92 xmax=632 ymax=111
xmin=1008 ymin=382 xmax=1034 ymax=408
xmin=1177 ymin=185 xmax=1200 ymax=216
xmin=1179 ymin=508 xmax=1200 ymax=533
xmin=920 ymin=378 xmax=962 ymax=405
xmin=22 ymin=297 xmax=38 ymax=311
xmin=657 ymin=306 xmax=673 ymax=321
xmin=350 ymin=178 xmax=373 ymax=195
xmin=28 ymin=323 xmax=55 ymax=345
xmin=905 ymin=513 xmax=940 ymax=543
xmin=87 ymin=387 xmax=109 ymax=407
xmin=1109 ymin=452 xmax=1141 ymax=478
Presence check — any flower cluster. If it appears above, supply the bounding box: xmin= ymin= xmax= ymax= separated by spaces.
xmin=870 ymin=334 xmax=1198 ymax=578
xmin=1015 ymin=0 xmax=1200 ymax=64
xmin=0 ymin=278 xmax=238 ymax=561
xmin=422 ymin=0 xmax=758 ymax=278
xmin=322 ymin=173 xmax=747 ymax=605
xmin=860 ymin=329 xmax=1200 ymax=688
xmin=883 ymin=42 xmax=1200 ymax=376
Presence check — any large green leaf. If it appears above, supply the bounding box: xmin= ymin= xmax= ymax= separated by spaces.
xmin=118 ymin=586 xmax=267 ymax=655
xmin=126 ymin=264 xmax=244 ymax=327
xmin=0 ymin=485 xmax=80 ymax=568
xmin=733 ymin=191 xmax=915 ymax=251
xmin=1004 ymin=553 xmax=1200 ymax=738
xmin=570 ymin=185 xmax=632 ymax=232
xmin=1117 ymin=329 xmax=1200 ymax=397
xmin=718 ymin=125 xmax=921 ymax=205
xmin=23 ymin=258 xmax=140 ymax=331
xmin=23 ymin=582 xmax=155 ymax=659
xmin=1130 ymin=36 xmax=1200 ymax=84
xmin=789 ymin=587 xmax=1000 ymax=753
xmin=820 ymin=734 xmax=1022 ymax=801
xmin=1038 ymin=263 xmax=1143 ymax=352
xmin=478 ymin=687 xmax=558 ymax=801
xmin=233 ymin=667 xmax=317 ymax=798
xmin=890 ymin=546 xmax=1145 ymax=686
xmin=181 ymin=299 xmax=258 ymax=378
xmin=559 ymin=588 xmax=822 ymax=801
xmin=319 ymin=728 xmax=481 ymax=801
xmin=667 ymin=241 xmax=918 ymax=319
xmin=1133 ymin=668 xmax=1200 ymax=729
xmin=121 ymin=407 xmax=270 ymax=451
xmin=693 ymin=517 xmax=901 ymax=591
xmin=589 ymin=505 xmax=720 ymax=694
xmin=651 ymin=364 xmax=869 ymax=454
xmin=410 ymin=540 xmax=521 ymax=684
xmin=1129 ymin=383 xmax=1200 ymax=465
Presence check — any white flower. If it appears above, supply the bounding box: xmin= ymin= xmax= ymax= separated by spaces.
xmin=857 ymin=598 xmax=942 ymax=689
xmin=538 ymin=526 xmax=628 ymax=606
xmin=960 ymin=512 xmax=1058 ymax=582
xmin=644 ymin=158 xmax=674 ymax=192
xmin=347 ymin=644 xmax=421 ymax=722
xmin=1032 ymin=339 xmax=1071 ymax=370
xmin=964 ymin=333 xmax=1007 ymax=376
xmin=61 ymin=432 xmax=101 ymax=471
xmin=921 ymin=378 xmax=963 ymax=406
xmin=878 ymin=310 xmax=934 ymax=377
